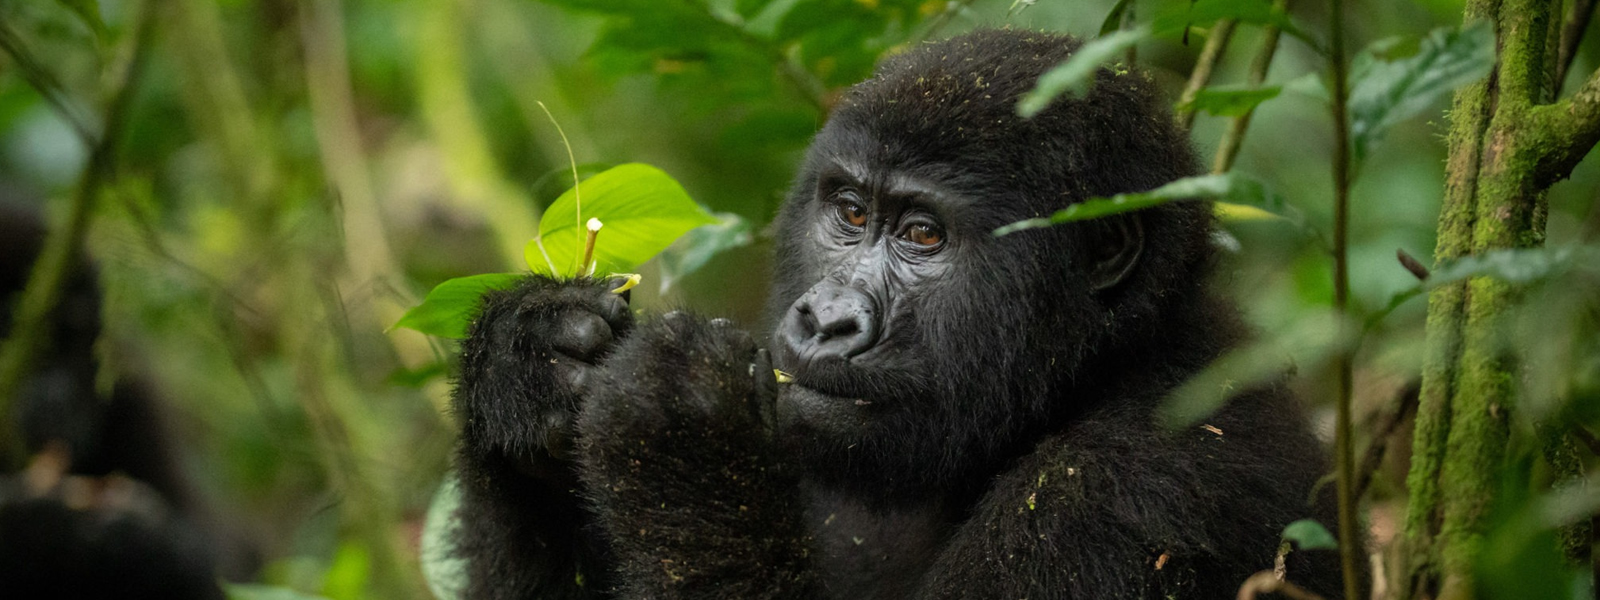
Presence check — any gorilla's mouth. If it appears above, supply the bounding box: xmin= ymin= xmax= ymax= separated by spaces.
xmin=774 ymin=380 xmax=873 ymax=436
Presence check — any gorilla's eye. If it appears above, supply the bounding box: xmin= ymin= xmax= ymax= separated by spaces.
xmin=835 ymin=199 xmax=869 ymax=228
xmin=905 ymin=224 xmax=943 ymax=247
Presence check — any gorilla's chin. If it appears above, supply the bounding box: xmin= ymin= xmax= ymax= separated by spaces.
xmin=774 ymin=383 xmax=870 ymax=439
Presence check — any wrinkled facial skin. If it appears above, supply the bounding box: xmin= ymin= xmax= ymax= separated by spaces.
xmin=764 ymin=125 xmax=1092 ymax=499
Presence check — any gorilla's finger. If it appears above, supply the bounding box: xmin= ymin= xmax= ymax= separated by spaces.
xmin=550 ymin=310 xmax=614 ymax=362
xmin=751 ymin=348 xmax=779 ymax=432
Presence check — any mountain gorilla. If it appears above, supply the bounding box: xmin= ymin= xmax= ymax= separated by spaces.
xmin=451 ymin=29 xmax=1344 ymax=599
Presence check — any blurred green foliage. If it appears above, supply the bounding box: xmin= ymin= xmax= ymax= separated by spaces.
xmin=1 ymin=0 xmax=1597 ymax=598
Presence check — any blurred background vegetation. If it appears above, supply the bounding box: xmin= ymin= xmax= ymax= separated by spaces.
xmin=1 ymin=0 xmax=1597 ymax=598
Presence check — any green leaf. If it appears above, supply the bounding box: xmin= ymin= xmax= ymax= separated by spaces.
xmin=1282 ymin=519 xmax=1338 ymax=551
xmin=1425 ymin=246 xmax=1600 ymax=289
xmin=1159 ymin=310 xmax=1350 ymax=428
xmin=1016 ymin=27 xmax=1149 ymax=118
xmin=1097 ymin=0 xmax=1134 ymax=37
xmin=421 ymin=475 xmax=469 ymax=600
xmin=1179 ymin=86 xmax=1282 ymax=118
xmin=1348 ymin=22 xmax=1494 ymax=162
xmin=993 ymin=173 xmax=1289 ymax=236
xmin=525 ymin=163 xmax=718 ymax=277
xmin=391 ymin=273 xmax=522 ymax=339
xmin=658 ymin=212 xmax=755 ymax=293
xmin=225 ymin=584 xmax=331 ymax=600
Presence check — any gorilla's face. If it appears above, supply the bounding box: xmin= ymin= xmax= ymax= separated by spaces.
xmin=765 ymin=121 xmax=1113 ymax=499
xmin=761 ymin=30 xmax=1200 ymax=500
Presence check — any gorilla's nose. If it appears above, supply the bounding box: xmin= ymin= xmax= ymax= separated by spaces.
xmin=781 ymin=283 xmax=880 ymax=365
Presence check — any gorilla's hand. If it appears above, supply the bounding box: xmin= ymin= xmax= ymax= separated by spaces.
xmin=454 ymin=276 xmax=632 ymax=479
xmin=574 ymin=314 xmax=812 ymax=595
xmin=578 ymin=312 xmax=777 ymax=440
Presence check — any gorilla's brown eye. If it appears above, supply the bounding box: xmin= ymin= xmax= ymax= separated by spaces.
xmin=836 ymin=201 xmax=868 ymax=228
xmin=906 ymin=224 xmax=943 ymax=246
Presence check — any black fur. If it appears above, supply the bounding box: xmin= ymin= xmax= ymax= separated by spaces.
xmin=451 ymin=29 xmax=1346 ymax=599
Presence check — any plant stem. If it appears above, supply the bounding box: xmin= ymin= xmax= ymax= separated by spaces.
xmin=1213 ymin=6 xmax=1285 ymax=174
xmin=1557 ymin=0 xmax=1597 ymax=90
xmin=582 ymin=218 xmax=602 ymax=277
xmin=1327 ymin=0 xmax=1360 ymax=596
xmin=1177 ymin=19 xmax=1238 ymax=131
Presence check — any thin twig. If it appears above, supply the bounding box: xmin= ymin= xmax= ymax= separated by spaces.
xmin=1213 ymin=5 xmax=1286 ymax=174
xmin=1558 ymin=0 xmax=1598 ymax=90
xmin=1177 ymin=19 xmax=1238 ymax=130
xmin=1326 ymin=0 xmax=1360 ymax=596
xmin=0 ymin=5 xmax=156 ymax=467
xmin=1237 ymin=571 xmax=1328 ymax=600
xmin=0 ymin=19 xmax=97 ymax=144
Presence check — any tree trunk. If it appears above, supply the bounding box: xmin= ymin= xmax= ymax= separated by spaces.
xmin=1401 ymin=0 xmax=1600 ymax=596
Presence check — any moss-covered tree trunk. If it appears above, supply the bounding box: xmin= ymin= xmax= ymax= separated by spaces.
xmin=1401 ymin=0 xmax=1600 ymax=597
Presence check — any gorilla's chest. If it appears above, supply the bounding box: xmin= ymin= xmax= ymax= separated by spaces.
xmin=805 ymin=492 xmax=953 ymax=600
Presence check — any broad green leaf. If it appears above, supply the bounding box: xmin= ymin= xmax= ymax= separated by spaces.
xmin=392 ymin=273 xmax=521 ymax=339
xmin=993 ymin=173 xmax=1289 ymax=236
xmin=1097 ymin=0 xmax=1134 ymax=37
xmin=658 ymin=212 xmax=755 ymax=293
xmin=530 ymin=162 xmax=616 ymax=208
xmin=1282 ymin=519 xmax=1338 ymax=550
xmin=525 ymin=163 xmax=718 ymax=277
xmin=1016 ymin=27 xmax=1149 ymax=118
xmin=1179 ymin=86 xmax=1282 ymax=118
xmin=225 ymin=584 xmax=330 ymax=600
xmin=1349 ymin=22 xmax=1494 ymax=162
xmin=1424 ymin=246 xmax=1600 ymax=288
xmin=421 ymin=475 xmax=468 ymax=600
xmin=1281 ymin=72 xmax=1331 ymax=102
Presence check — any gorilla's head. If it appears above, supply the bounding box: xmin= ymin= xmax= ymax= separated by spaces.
xmin=765 ymin=30 xmax=1217 ymax=501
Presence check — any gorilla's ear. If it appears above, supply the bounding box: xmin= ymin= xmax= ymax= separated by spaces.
xmin=1088 ymin=214 xmax=1144 ymax=292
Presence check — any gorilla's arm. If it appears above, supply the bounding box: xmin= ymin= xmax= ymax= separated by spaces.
xmin=917 ymin=390 xmax=1343 ymax=600
xmin=452 ymin=277 xmax=631 ymax=600
xmin=575 ymin=315 xmax=818 ymax=600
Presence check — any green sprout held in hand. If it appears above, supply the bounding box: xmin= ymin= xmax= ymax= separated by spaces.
xmin=393 ymin=163 xmax=717 ymax=339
